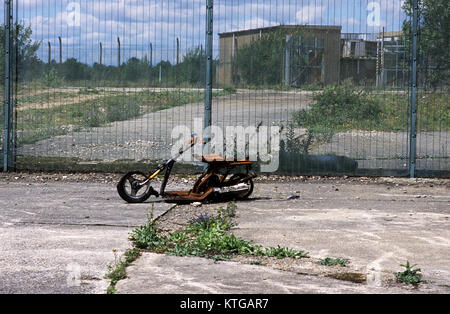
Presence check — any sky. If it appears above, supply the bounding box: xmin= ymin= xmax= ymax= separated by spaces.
xmin=6 ymin=0 xmax=407 ymax=65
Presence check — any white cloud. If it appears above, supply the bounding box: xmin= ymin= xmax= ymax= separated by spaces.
xmin=337 ymin=17 xmax=360 ymax=26
xmin=296 ymin=5 xmax=326 ymax=25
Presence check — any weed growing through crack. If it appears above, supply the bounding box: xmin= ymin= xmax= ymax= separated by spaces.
xmin=395 ymin=261 xmax=426 ymax=286
xmin=105 ymin=248 xmax=141 ymax=294
xmin=262 ymin=246 xmax=309 ymax=259
xmin=318 ymin=257 xmax=350 ymax=267
xmin=106 ymin=202 xmax=309 ymax=293
xmin=129 ymin=218 xmax=163 ymax=250
xmin=128 ymin=202 xmax=309 ymax=261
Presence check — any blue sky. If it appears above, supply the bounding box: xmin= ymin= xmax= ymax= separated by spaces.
xmin=11 ymin=0 xmax=406 ymax=65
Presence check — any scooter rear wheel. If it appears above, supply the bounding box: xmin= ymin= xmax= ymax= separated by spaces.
xmin=228 ymin=173 xmax=254 ymax=199
xmin=117 ymin=171 xmax=155 ymax=203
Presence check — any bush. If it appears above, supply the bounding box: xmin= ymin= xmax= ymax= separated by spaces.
xmin=43 ymin=69 xmax=63 ymax=88
xmin=293 ymin=81 xmax=382 ymax=132
xmin=104 ymin=97 xmax=141 ymax=122
xmin=286 ymin=82 xmax=382 ymax=154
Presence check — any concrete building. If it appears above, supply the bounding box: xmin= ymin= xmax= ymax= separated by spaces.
xmin=216 ymin=25 xmax=342 ymax=87
xmin=340 ymin=33 xmax=378 ymax=86
xmin=339 ymin=31 xmax=406 ymax=88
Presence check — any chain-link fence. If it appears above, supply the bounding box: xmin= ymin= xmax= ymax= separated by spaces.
xmin=2 ymin=0 xmax=449 ymax=177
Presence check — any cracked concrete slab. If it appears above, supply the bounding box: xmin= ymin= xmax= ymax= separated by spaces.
xmin=116 ymin=253 xmax=431 ymax=294
xmin=1 ymin=175 xmax=449 ymax=294
xmin=117 ymin=179 xmax=450 ymax=294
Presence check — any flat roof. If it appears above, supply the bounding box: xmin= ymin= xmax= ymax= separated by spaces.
xmin=218 ymin=25 xmax=342 ymax=37
xmin=377 ymin=31 xmax=403 ymax=38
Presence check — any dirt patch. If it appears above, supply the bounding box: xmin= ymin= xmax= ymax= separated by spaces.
xmin=326 ymin=272 xmax=367 ymax=284
xmin=17 ymin=93 xmax=106 ymax=111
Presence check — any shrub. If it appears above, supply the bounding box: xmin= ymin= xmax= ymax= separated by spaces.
xmin=43 ymin=69 xmax=63 ymax=88
xmin=293 ymin=81 xmax=382 ymax=132
xmin=286 ymin=81 xmax=382 ymax=153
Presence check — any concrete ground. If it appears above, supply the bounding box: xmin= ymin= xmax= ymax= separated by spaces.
xmin=0 ymin=176 xmax=173 ymax=294
xmin=116 ymin=178 xmax=450 ymax=294
xmin=1 ymin=174 xmax=449 ymax=294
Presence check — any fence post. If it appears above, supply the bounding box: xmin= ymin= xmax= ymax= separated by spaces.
xmin=176 ymin=37 xmax=180 ymax=85
xmin=409 ymin=0 xmax=419 ymax=178
xmin=48 ymin=42 xmax=51 ymax=64
xmin=285 ymin=35 xmax=291 ymax=86
xmin=204 ymin=0 xmax=213 ymax=154
xmin=149 ymin=43 xmax=152 ymax=83
xmin=3 ymin=0 xmax=13 ymax=172
xmin=117 ymin=37 xmax=121 ymax=82
xmin=99 ymin=42 xmax=102 ymax=66
xmin=58 ymin=36 xmax=62 ymax=64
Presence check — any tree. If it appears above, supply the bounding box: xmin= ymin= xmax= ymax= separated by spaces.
xmin=402 ymin=0 xmax=450 ymax=88
xmin=178 ymin=46 xmax=205 ymax=86
xmin=0 ymin=23 xmax=41 ymax=82
xmin=60 ymin=58 xmax=92 ymax=81
xmin=233 ymin=28 xmax=312 ymax=87
xmin=233 ymin=30 xmax=286 ymax=86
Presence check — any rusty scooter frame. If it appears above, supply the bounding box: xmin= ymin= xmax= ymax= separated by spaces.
xmin=117 ymin=136 xmax=257 ymax=203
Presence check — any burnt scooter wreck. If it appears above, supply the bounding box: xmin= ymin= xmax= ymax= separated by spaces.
xmin=117 ymin=136 xmax=257 ymax=203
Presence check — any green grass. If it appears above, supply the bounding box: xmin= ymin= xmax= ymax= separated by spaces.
xmin=128 ymin=202 xmax=309 ymax=261
xmin=292 ymin=83 xmax=449 ymax=134
xmin=14 ymin=89 xmax=230 ymax=145
xmin=376 ymin=92 xmax=449 ymax=132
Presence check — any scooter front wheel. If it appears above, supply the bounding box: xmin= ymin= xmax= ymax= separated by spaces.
xmin=117 ymin=171 xmax=157 ymax=203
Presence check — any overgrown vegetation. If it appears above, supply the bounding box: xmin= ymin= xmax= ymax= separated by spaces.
xmin=293 ymin=81 xmax=383 ymax=134
xmin=286 ymin=81 xmax=382 ymax=153
xmin=129 ymin=202 xmax=309 ymax=261
xmin=402 ymin=0 xmax=449 ymax=89
xmin=233 ymin=29 xmax=287 ymax=86
xmin=395 ymin=261 xmax=426 ymax=286
xmin=233 ymin=28 xmax=322 ymax=88
xmin=15 ymin=89 xmax=230 ymax=144
xmin=285 ymin=82 xmax=449 ymax=154
xmin=105 ymin=202 xmax=308 ymax=293
xmin=105 ymin=248 xmax=141 ymax=294
xmin=0 ymin=23 xmax=41 ymax=81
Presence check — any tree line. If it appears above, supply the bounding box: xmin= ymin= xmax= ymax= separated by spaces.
xmin=0 ymin=24 xmax=215 ymax=87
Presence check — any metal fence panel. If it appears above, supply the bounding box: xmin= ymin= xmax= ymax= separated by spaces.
xmin=2 ymin=0 xmax=449 ymax=177
xmin=213 ymin=0 xmax=415 ymax=176
xmin=0 ymin=0 xmax=4 ymax=169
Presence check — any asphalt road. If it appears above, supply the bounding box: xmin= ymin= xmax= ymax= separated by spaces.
xmin=17 ymin=89 xmax=448 ymax=172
